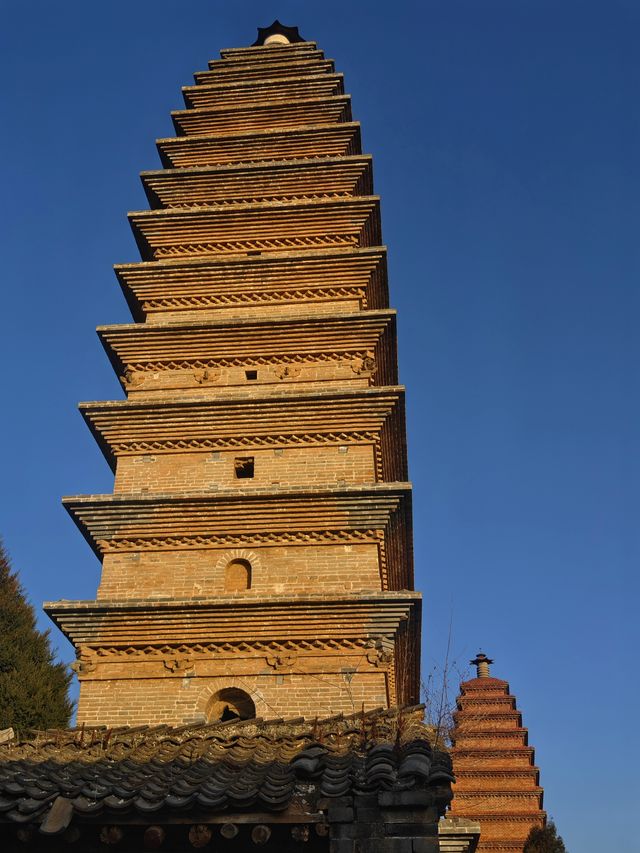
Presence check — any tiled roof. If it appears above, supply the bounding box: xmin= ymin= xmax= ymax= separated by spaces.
xmin=0 ymin=707 xmax=453 ymax=833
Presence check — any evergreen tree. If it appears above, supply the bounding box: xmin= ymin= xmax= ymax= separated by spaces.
xmin=0 ymin=540 xmax=73 ymax=733
xmin=524 ymin=821 xmax=568 ymax=853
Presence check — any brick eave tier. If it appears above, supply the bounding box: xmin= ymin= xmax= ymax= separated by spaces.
xmin=79 ymin=385 xmax=407 ymax=475
xmin=62 ymin=483 xmax=413 ymax=583
xmin=114 ymin=246 xmax=388 ymax=323
xmin=127 ymin=195 xmax=380 ymax=261
xmin=140 ymin=155 xmax=374 ymax=210
xmin=156 ymin=122 xmax=363 ymax=169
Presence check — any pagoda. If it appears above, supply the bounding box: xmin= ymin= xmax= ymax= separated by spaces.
xmin=45 ymin=23 xmax=421 ymax=727
xmin=449 ymin=654 xmax=546 ymax=852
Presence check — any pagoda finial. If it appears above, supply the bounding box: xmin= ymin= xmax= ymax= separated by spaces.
xmin=470 ymin=651 xmax=493 ymax=678
xmin=252 ymin=20 xmax=305 ymax=47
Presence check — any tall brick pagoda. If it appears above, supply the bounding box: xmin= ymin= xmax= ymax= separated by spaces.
xmin=45 ymin=24 xmax=420 ymax=727
xmin=449 ymin=654 xmax=546 ymax=852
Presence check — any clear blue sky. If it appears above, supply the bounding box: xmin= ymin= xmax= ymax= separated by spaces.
xmin=1 ymin=2 xmax=638 ymax=850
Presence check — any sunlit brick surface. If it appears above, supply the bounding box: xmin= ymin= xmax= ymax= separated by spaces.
xmin=450 ymin=672 xmax=546 ymax=852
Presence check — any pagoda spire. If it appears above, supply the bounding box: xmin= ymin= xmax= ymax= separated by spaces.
xmin=449 ymin=656 xmax=546 ymax=852
xmin=252 ymin=20 xmax=306 ymax=46
xmin=470 ymin=651 xmax=494 ymax=678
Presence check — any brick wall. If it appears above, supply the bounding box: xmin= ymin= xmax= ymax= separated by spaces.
xmin=98 ymin=542 xmax=382 ymax=599
xmin=147 ymin=297 xmax=363 ymax=324
xmin=114 ymin=444 xmax=376 ymax=493
xmin=125 ymin=365 xmax=374 ymax=399
xmin=76 ymin=670 xmax=388 ymax=726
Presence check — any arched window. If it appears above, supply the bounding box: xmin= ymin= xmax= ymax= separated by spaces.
xmin=225 ymin=558 xmax=251 ymax=592
xmin=207 ymin=688 xmax=256 ymax=722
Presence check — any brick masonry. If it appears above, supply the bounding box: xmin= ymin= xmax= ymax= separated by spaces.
xmin=45 ymin=35 xmax=422 ymax=728
xmin=449 ymin=658 xmax=545 ymax=852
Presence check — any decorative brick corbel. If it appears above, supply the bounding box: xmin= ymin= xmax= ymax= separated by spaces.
xmin=71 ymin=650 xmax=97 ymax=676
xmin=350 ymin=351 xmax=377 ymax=376
xmin=366 ymin=648 xmax=392 ymax=667
xmin=276 ymin=364 xmax=301 ymax=380
xmin=365 ymin=638 xmax=393 ymax=667
xmin=266 ymin=654 xmax=297 ymax=671
xmin=193 ymin=367 xmax=220 ymax=384
xmin=121 ymin=367 xmax=143 ymax=388
xmin=163 ymin=658 xmax=194 ymax=674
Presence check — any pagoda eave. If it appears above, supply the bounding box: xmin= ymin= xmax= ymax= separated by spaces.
xmin=62 ymin=483 xmax=413 ymax=564
xmin=156 ymin=122 xmax=362 ymax=169
xmin=172 ymin=95 xmax=352 ymax=137
xmin=196 ymin=58 xmax=335 ymax=85
xmin=44 ymin=591 xmax=422 ymax=647
xmin=127 ymin=195 xmax=381 ymax=262
xmin=96 ymin=310 xmax=397 ymax=386
xmin=114 ymin=245 xmax=387 ymax=322
xmin=139 ymin=155 xmax=373 ymax=210
xmin=208 ymin=52 xmax=325 ymax=73
xmin=181 ymin=73 xmax=345 ymax=111
xmin=218 ymin=42 xmax=319 ymax=60
xmin=79 ymin=385 xmax=406 ymax=471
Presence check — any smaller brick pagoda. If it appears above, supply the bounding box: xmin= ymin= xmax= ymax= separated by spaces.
xmin=448 ymin=654 xmax=545 ymax=853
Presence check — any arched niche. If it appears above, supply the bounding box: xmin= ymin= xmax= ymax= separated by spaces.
xmin=207 ymin=688 xmax=256 ymax=722
xmin=225 ymin=558 xmax=251 ymax=592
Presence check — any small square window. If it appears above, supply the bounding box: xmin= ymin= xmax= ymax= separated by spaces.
xmin=235 ymin=457 xmax=255 ymax=479
xmin=245 ymin=370 xmax=258 ymax=381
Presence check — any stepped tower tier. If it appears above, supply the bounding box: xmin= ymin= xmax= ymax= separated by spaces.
xmin=449 ymin=654 xmax=546 ymax=853
xmin=115 ymin=247 xmax=388 ymax=322
xmin=46 ymin=34 xmax=422 ymax=727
